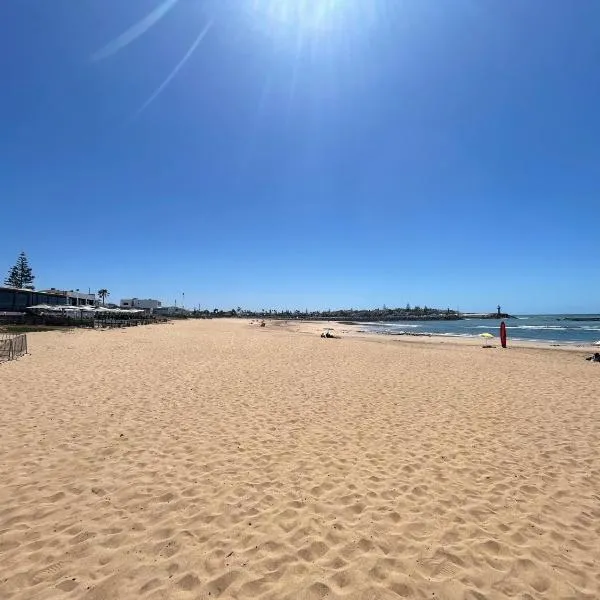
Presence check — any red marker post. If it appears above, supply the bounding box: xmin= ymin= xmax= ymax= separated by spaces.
xmin=500 ymin=321 xmax=507 ymax=348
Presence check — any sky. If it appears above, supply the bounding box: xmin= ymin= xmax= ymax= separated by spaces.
xmin=1 ymin=0 xmax=599 ymax=313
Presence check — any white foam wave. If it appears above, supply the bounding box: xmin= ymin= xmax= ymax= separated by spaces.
xmin=472 ymin=325 xmax=567 ymax=331
xmin=507 ymin=325 xmax=567 ymax=331
xmin=438 ymin=333 xmax=473 ymax=337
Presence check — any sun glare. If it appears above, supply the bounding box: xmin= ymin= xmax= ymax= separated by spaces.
xmin=250 ymin=0 xmax=348 ymax=33
xmin=232 ymin=0 xmax=387 ymax=56
xmin=92 ymin=0 xmax=390 ymax=117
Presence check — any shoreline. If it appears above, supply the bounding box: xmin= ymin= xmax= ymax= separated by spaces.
xmin=264 ymin=318 xmax=598 ymax=353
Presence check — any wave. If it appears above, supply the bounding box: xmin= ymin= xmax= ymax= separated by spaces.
xmin=508 ymin=325 xmax=567 ymax=331
xmin=471 ymin=325 xmax=567 ymax=331
xmin=506 ymin=325 xmax=600 ymax=332
xmin=437 ymin=332 xmax=473 ymax=337
xmin=368 ymin=319 xmax=600 ymax=344
xmin=370 ymin=323 xmax=421 ymax=329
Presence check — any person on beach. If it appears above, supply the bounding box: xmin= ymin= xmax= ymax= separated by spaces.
xmin=585 ymin=352 xmax=600 ymax=362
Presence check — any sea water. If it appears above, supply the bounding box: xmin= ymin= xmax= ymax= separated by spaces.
xmin=362 ymin=315 xmax=600 ymax=345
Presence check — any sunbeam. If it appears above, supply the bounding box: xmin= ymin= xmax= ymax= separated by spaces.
xmin=92 ymin=0 xmax=180 ymax=61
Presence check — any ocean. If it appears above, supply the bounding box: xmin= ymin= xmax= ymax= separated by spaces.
xmin=361 ymin=315 xmax=600 ymax=346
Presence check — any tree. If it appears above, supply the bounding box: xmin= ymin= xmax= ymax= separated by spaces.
xmin=4 ymin=252 xmax=35 ymax=289
xmin=97 ymin=289 xmax=110 ymax=306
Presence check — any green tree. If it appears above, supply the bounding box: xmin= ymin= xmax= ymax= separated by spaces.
xmin=4 ymin=252 xmax=35 ymax=289
xmin=97 ymin=289 xmax=110 ymax=306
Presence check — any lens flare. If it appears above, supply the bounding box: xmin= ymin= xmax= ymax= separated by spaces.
xmin=92 ymin=0 xmax=180 ymax=61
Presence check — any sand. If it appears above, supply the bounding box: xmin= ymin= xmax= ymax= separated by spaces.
xmin=1 ymin=318 xmax=599 ymax=600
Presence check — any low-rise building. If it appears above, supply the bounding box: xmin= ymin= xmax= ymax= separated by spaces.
xmin=0 ymin=286 xmax=69 ymax=312
xmin=39 ymin=289 xmax=96 ymax=306
xmin=120 ymin=298 xmax=162 ymax=312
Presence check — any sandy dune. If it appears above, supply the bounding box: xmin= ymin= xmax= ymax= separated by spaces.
xmin=1 ymin=319 xmax=599 ymax=599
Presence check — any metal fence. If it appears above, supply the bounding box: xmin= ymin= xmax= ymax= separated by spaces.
xmin=0 ymin=333 xmax=28 ymax=362
xmin=93 ymin=318 xmax=156 ymax=328
xmin=0 ymin=314 xmax=164 ymax=329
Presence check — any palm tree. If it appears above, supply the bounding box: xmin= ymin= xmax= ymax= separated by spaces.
xmin=97 ymin=289 xmax=109 ymax=306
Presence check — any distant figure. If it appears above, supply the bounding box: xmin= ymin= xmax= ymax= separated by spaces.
xmin=586 ymin=353 xmax=600 ymax=362
xmin=321 ymin=330 xmax=339 ymax=339
xmin=260 ymin=320 xmax=266 ymax=327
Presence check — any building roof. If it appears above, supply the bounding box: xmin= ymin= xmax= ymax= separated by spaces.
xmin=39 ymin=289 xmax=95 ymax=298
xmin=27 ymin=305 xmax=144 ymax=314
xmin=1 ymin=286 xmax=38 ymax=292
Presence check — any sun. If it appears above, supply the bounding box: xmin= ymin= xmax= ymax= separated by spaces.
xmin=237 ymin=0 xmax=388 ymax=49
xmin=249 ymin=0 xmax=349 ymax=34
xmin=92 ymin=0 xmax=385 ymax=116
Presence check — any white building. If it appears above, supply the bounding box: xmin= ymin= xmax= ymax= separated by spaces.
xmin=120 ymin=298 xmax=162 ymax=312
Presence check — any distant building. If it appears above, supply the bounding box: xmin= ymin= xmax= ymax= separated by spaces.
xmin=0 ymin=286 xmax=69 ymax=312
xmin=120 ymin=298 xmax=162 ymax=312
xmin=39 ymin=289 xmax=96 ymax=306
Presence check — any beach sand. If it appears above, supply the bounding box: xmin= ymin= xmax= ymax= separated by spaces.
xmin=1 ymin=319 xmax=599 ymax=599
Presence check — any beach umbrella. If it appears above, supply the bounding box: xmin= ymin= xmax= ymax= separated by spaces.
xmin=480 ymin=332 xmax=494 ymax=346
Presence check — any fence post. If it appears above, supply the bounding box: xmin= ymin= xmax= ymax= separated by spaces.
xmin=1 ymin=334 xmax=27 ymax=361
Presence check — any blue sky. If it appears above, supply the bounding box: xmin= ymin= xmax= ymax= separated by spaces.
xmin=1 ymin=0 xmax=598 ymax=313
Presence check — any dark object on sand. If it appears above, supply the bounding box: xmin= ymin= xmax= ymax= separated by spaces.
xmin=321 ymin=330 xmax=340 ymax=339
xmin=585 ymin=353 xmax=600 ymax=362
xmin=500 ymin=321 xmax=507 ymax=348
